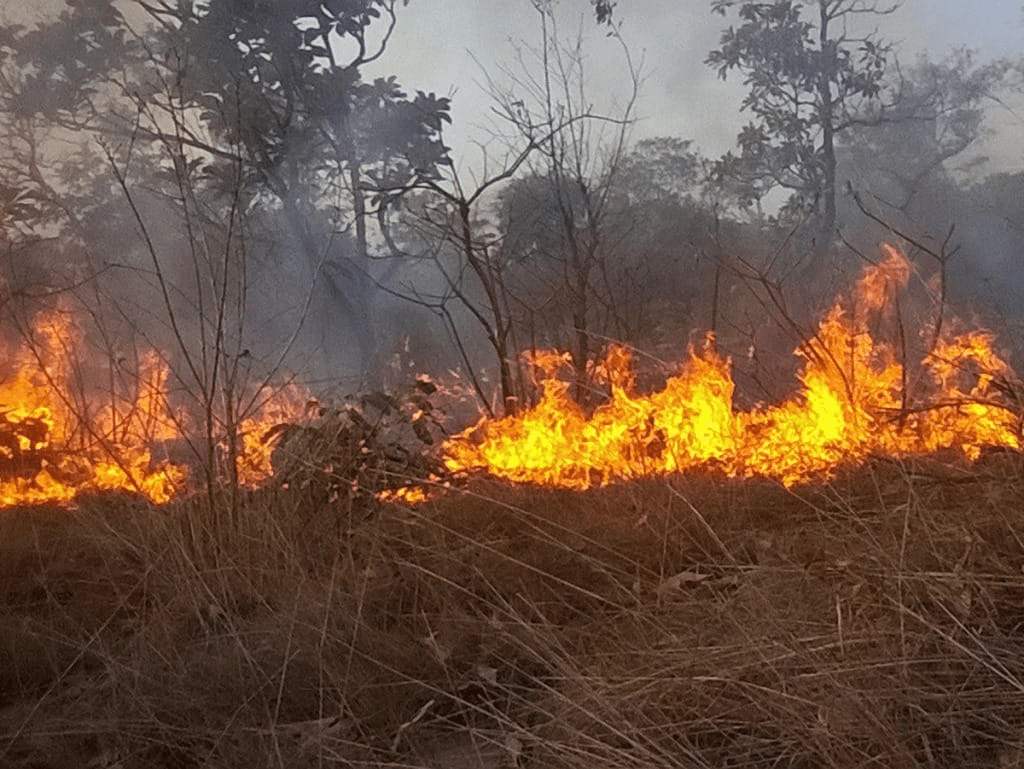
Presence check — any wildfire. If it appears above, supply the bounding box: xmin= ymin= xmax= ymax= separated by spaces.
xmin=444 ymin=245 xmax=1021 ymax=488
xmin=0 ymin=309 xmax=308 ymax=507
xmin=2 ymin=244 xmax=1018 ymax=508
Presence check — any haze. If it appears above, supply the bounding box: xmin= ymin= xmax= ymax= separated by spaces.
xmin=369 ymin=0 xmax=1024 ymax=172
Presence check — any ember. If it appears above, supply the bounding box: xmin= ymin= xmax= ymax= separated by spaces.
xmin=444 ymin=245 xmax=1021 ymax=487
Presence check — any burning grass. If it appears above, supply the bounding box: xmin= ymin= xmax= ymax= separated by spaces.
xmin=445 ymin=245 xmax=1023 ymax=490
xmin=4 ymin=244 xmax=1023 ymax=511
xmin=4 ymin=455 xmax=1024 ymax=768
xmin=4 ymin=243 xmax=1024 ymax=766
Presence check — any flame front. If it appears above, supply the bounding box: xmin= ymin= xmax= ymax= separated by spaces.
xmin=445 ymin=245 xmax=1021 ymax=488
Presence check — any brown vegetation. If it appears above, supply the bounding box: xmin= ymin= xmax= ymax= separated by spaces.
xmin=3 ymin=451 xmax=1024 ymax=768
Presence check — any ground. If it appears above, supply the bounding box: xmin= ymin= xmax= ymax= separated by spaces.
xmin=3 ymin=453 xmax=1024 ymax=768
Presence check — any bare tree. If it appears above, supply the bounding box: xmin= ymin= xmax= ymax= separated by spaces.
xmin=376 ymin=1 xmax=640 ymax=415
xmin=479 ymin=1 xmax=641 ymax=405
xmin=376 ymin=135 xmax=538 ymax=417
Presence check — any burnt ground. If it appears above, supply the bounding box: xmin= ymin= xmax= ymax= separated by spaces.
xmin=3 ymin=453 xmax=1024 ymax=768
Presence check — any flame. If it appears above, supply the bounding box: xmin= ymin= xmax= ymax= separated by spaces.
xmin=3 ymin=244 xmax=1017 ymax=506
xmin=0 ymin=310 xmax=309 ymax=507
xmin=444 ymin=245 xmax=1020 ymax=488
xmin=236 ymin=385 xmax=316 ymax=487
xmin=378 ymin=486 xmax=429 ymax=505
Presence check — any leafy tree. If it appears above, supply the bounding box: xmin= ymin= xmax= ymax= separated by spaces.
xmin=0 ymin=0 xmax=452 ymax=382
xmin=499 ymin=137 xmax=708 ymax=355
xmin=140 ymin=0 xmax=451 ymax=378
xmin=615 ymin=137 xmax=702 ymax=204
xmin=839 ymin=48 xmax=1010 ymax=213
xmin=0 ymin=1 xmax=132 ymax=243
xmin=592 ymin=0 xmax=618 ymax=25
xmin=0 ymin=0 xmax=452 ymax=502
xmin=706 ymin=0 xmax=898 ymax=244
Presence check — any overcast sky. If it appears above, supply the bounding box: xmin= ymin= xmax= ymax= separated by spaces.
xmin=13 ymin=1 xmax=1022 ymax=177
xmin=367 ymin=0 xmax=1024 ymax=178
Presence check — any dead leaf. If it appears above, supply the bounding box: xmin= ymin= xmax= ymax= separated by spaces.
xmin=656 ymin=569 xmax=711 ymax=597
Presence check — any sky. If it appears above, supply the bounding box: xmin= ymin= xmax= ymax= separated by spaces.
xmin=9 ymin=0 xmax=1023 ymax=175
xmin=366 ymin=0 xmax=1024 ymax=178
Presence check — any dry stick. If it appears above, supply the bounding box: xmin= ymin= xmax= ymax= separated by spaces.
xmin=880 ymin=397 xmax=1019 ymax=420
xmin=103 ymin=143 xmax=205 ymax=409
xmin=436 ymin=482 xmax=663 ymax=587
xmin=849 ymin=189 xmax=954 ymax=357
xmin=403 ymin=508 xmax=633 ymax=609
xmin=114 ymin=93 xmax=301 ymax=504
xmin=314 ymin=557 xmax=343 ymax=768
xmin=897 ymin=487 xmax=913 ymax=684
xmin=213 ymin=163 xmax=248 ymax=517
xmin=371 ymin=251 xmax=498 ymax=419
xmin=163 ymin=93 xmax=247 ymax=508
xmin=666 ymin=483 xmax=738 ymax=566
xmin=269 ymin=590 xmax=302 ymax=769
xmin=12 ymin=310 xmax=155 ymax=498
xmin=895 ymin=598 xmax=1024 ymax=696
xmin=729 ymin=241 xmax=861 ymax=407
xmin=125 ymin=89 xmax=249 ymax=508
xmin=377 ymin=579 xmax=707 ymax=769
xmin=834 ymin=591 xmax=845 ymax=658
xmin=896 ymin=290 xmax=908 ymax=420
xmin=110 ymin=108 xmax=206 ymax=397
xmin=79 ymin=290 xmax=136 ymax=450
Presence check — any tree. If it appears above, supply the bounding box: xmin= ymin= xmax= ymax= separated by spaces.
xmin=498 ymin=137 xmax=707 ymax=360
xmin=491 ymin=1 xmax=640 ymax=404
xmin=615 ymin=137 xmax=702 ymax=205
xmin=839 ymin=48 xmax=1010 ymax=214
xmin=0 ymin=0 xmax=451 ymax=500
xmin=142 ymin=0 xmax=452 ymax=380
xmin=706 ymin=0 xmax=898 ymax=245
xmin=0 ymin=0 xmax=452 ymax=382
xmin=375 ymin=1 xmax=639 ymax=415
xmin=0 ymin=0 xmax=133 ymax=251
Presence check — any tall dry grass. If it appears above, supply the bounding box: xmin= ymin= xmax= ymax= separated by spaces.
xmin=3 ymin=452 xmax=1024 ymax=768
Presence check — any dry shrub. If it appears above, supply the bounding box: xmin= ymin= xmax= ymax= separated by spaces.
xmin=265 ymin=382 xmax=448 ymax=508
xmin=3 ymin=452 xmax=1024 ymax=767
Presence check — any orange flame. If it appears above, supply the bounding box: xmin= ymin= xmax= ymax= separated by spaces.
xmin=0 ymin=310 xmax=309 ymax=507
xmin=444 ymin=245 xmax=1020 ymax=488
xmin=236 ymin=384 xmax=315 ymax=487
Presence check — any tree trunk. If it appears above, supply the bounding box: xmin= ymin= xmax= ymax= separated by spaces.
xmin=571 ymin=262 xmax=590 ymax=405
xmin=348 ymin=161 xmax=379 ymax=387
xmin=817 ymin=0 xmax=837 ymax=246
xmin=458 ymin=203 xmax=518 ymax=416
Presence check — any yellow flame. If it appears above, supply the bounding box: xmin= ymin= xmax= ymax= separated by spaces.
xmin=444 ymin=245 xmax=1019 ymax=488
xmin=378 ymin=486 xmax=429 ymax=504
xmin=237 ymin=385 xmax=315 ymax=487
xmin=0 ymin=311 xmax=309 ymax=507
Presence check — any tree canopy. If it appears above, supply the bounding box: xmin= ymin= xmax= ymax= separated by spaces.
xmin=706 ymin=0 xmax=897 ymax=243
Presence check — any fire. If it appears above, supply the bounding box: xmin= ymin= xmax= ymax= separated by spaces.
xmin=378 ymin=486 xmax=429 ymax=505
xmin=0 ymin=309 xmax=308 ymax=507
xmin=444 ymin=245 xmax=1021 ymax=488
xmin=3 ymin=244 xmax=1017 ymax=507
xmin=236 ymin=385 xmax=316 ymax=487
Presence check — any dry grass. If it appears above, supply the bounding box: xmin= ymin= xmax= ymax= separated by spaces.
xmin=3 ymin=452 xmax=1024 ymax=768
